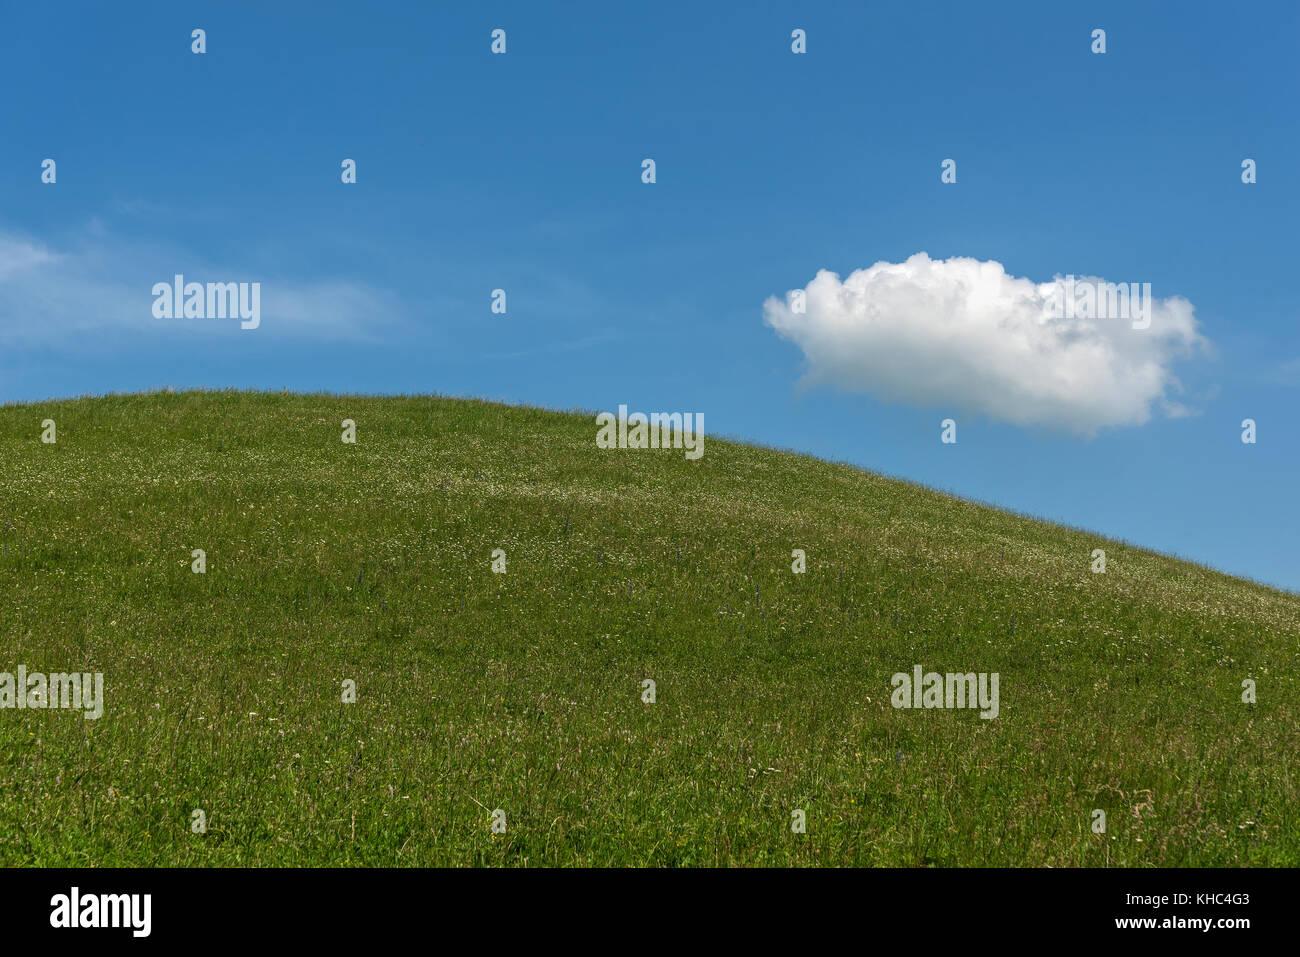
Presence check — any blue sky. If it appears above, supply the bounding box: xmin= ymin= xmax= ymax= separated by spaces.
xmin=2 ymin=1 xmax=1297 ymax=591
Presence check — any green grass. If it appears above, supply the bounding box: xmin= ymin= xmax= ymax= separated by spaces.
xmin=0 ymin=390 xmax=1295 ymax=866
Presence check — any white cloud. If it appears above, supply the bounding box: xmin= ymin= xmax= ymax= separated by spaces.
xmin=1275 ymin=357 xmax=1300 ymax=385
xmin=0 ymin=234 xmax=58 ymax=281
xmin=763 ymin=252 xmax=1209 ymax=435
xmin=0 ymin=225 xmax=402 ymax=347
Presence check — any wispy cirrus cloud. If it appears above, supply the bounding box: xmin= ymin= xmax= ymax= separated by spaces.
xmin=0 ymin=223 xmax=406 ymax=347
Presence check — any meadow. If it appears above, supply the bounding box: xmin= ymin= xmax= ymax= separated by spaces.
xmin=0 ymin=390 xmax=1295 ymax=866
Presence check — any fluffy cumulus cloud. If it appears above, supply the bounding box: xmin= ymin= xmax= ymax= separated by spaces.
xmin=763 ymin=253 xmax=1209 ymax=435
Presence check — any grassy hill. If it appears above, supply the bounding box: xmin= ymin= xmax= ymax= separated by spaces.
xmin=0 ymin=390 xmax=1295 ymax=866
